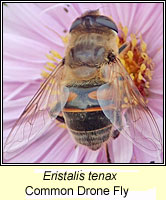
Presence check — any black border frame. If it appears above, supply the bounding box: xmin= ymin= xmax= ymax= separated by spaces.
xmin=1 ymin=1 xmax=165 ymax=166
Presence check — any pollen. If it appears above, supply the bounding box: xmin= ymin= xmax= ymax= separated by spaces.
xmin=118 ymin=24 xmax=154 ymax=99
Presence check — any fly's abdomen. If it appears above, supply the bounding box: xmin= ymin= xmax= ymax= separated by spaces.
xmin=63 ymin=86 xmax=112 ymax=150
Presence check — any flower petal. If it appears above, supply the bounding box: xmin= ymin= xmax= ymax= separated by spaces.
xmin=4 ymin=80 xmax=41 ymax=102
xmin=41 ymin=3 xmax=80 ymax=31
xmin=148 ymin=92 xmax=163 ymax=117
xmin=37 ymin=130 xmax=75 ymax=163
xmin=82 ymin=148 xmax=100 ymax=163
xmin=4 ymin=3 xmax=65 ymax=47
xmin=4 ymin=96 xmax=32 ymax=124
xmin=65 ymin=145 xmax=87 ymax=163
xmin=131 ymin=145 xmax=162 ymax=163
xmin=132 ymin=3 xmax=163 ymax=36
xmin=4 ymin=57 xmax=42 ymax=82
xmin=112 ymin=134 xmax=133 ymax=163
xmin=4 ymin=125 xmax=67 ymax=163
xmin=4 ymin=33 xmax=50 ymax=63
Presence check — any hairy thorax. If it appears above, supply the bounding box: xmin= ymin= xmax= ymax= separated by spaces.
xmin=64 ymin=31 xmax=118 ymax=81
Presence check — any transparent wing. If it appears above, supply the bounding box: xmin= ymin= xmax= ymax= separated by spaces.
xmin=4 ymin=61 xmax=69 ymax=160
xmin=97 ymin=58 xmax=162 ymax=158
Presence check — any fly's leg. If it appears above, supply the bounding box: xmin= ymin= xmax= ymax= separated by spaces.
xmin=56 ymin=115 xmax=65 ymax=123
xmin=49 ymin=102 xmax=66 ymax=124
xmin=112 ymin=129 xmax=120 ymax=139
xmin=105 ymin=143 xmax=111 ymax=163
xmin=108 ymin=42 xmax=130 ymax=63
xmin=119 ymin=42 xmax=130 ymax=55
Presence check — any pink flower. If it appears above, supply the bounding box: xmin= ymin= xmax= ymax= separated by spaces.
xmin=3 ymin=3 xmax=163 ymax=163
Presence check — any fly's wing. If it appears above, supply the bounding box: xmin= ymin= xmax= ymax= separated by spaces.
xmin=97 ymin=58 xmax=162 ymax=158
xmin=4 ymin=61 xmax=69 ymax=160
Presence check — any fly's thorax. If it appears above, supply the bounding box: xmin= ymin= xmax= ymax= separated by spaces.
xmin=65 ymin=31 xmax=118 ymax=65
xmin=68 ymin=33 xmax=107 ymax=66
xmin=64 ymin=31 xmax=118 ymax=80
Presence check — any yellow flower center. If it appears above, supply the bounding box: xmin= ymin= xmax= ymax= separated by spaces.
xmin=117 ymin=23 xmax=154 ymax=99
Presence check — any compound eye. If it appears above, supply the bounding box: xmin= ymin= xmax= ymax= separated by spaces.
xmin=69 ymin=18 xmax=82 ymax=32
xmin=96 ymin=16 xmax=118 ymax=33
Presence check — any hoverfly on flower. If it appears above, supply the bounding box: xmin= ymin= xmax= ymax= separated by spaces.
xmin=4 ymin=9 xmax=162 ymax=163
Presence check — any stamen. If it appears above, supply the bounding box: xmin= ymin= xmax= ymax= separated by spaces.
xmin=127 ymin=51 xmax=133 ymax=61
xmin=119 ymin=58 xmax=126 ymax=67
xmin=138 ymin=72 xmax=143 ymax=81
xmin=130 ymin=73 xmax=135 ymax=80
xmin=118 ymin=23 xmax=128 ymax=41
xmin=141 ymin=52 xmax=148 ymax=60
xmin=47 ymin=62 xmax=56 ymax=68
xmin=116 ymin=36 xmax=120 ymax=46
xmin=46 ymin=54 xmax=58 ymax=62
xmin=145 ymin=69 xmax=152 ymax=80
xmin=145 ymin=82 xmax=150 ymax=88
xmin=44 ymin=65 xmax=54 ymax=71
xmin=50 ymin=50 xmax=62 ymax=59
xmin=130 ymin=34 xmax=137 ymax=48
xmin=122 ymin=26 xmax=128 ymax=39
xmin=118 ymin=24 xmax=154 ymax=99
xmin=41 ymin=70 xmax=50 ymax=78
xmin=61 ymin=35 xmax=69 ymax=44
xmin=140 ymin=35 xmax=147 ymax=52
xmin=119 ymin=58 xmax=125 ymax=65
xmin=140 ymin=64 xmax=146 ymax=72
xmin=41 ymin=50 xmax=62 ymax=79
